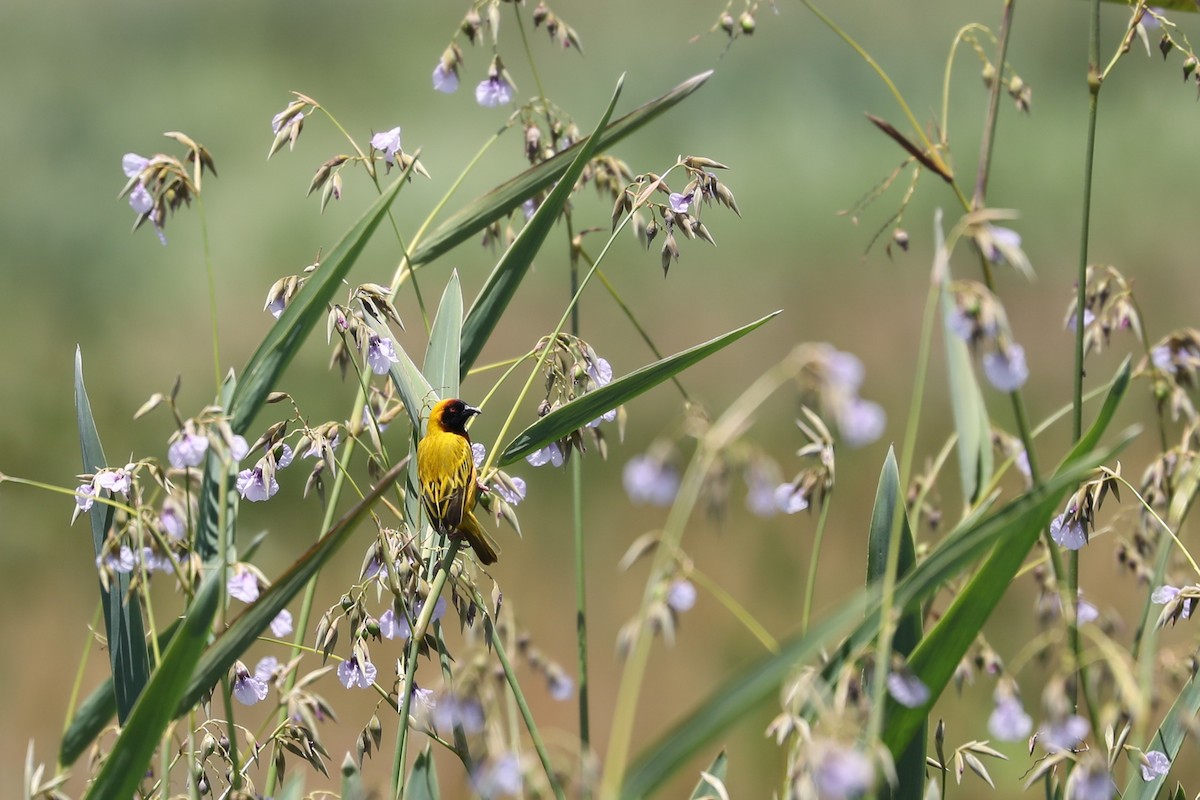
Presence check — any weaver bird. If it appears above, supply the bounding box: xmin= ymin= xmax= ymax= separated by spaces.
xmin=417 ymin=398 xmax=500 ymax=565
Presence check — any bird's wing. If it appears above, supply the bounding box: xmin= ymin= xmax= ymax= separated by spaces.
xmin=418 ymin=434 xmax=477 ymax=533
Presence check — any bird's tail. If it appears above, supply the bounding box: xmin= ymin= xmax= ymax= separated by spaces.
xmin=457 ymin=511 xmax=500 ymax=565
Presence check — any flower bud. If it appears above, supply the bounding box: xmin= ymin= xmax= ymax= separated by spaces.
xmin=739 ymin=12 xmax=755 ymax=34
xmin=981 ymin=62 xmax=996 ymax=88
xmin=1184 ymin=56 xmax=1197 ymax=80
xmin=719 ymin=13 xmax=735 ymax=34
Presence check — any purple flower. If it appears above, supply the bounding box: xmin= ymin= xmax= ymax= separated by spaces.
xmin=1152 ymin=345 xmax=1174 ymax=373
xmin=128 ymin=183 xmax=154 ymax=215
xmin=474 ymin=754 xmax=523 ymax=798
xmin=266 ymin=293 xmax=286 ymax=319
xmin=75 ymin=483 xmax=96 ymax=512
xmin=983 ymin=343 xmax=1029 ymax=392
xmin=587 ymin=356 xmax=613 ymax=386
xmin=988 ymin=695 xmax=1033 ymax=741
xmin=666 ymin=578 xmax=696 ymax=613
xmin=827 ymin=349 xmax=865 ymax=394
xmin=1141 ymin=750 xmax=1170 ymax=781
xmin=95 ymin=467 xmax=131 ymax=496
xmin=774 ymin=483 xmax=810 ymax=514
xmin=1042 ymin=714 xmax=1089 ymax=753
xmin=236 ymin=466 xmax=278 ymax=502
xmin=521 ymin=198 xmax=537 ymax=221
xmin=745 ymin=469 xmax=780 ymax=518
xmin=433 ymin=62 xmax=459 ymax=93
xmin=1152 ymin=585 xmax=1180 ymax=604
xmin=337 ymin=655 xmax=377 ymax=689
xmin=947 ymin=307 xmax=976 ymax=342
xmin=1015 ymin=448 xmax=1031 ymax=479
xmin=475 ymin=75 xmax=513 ymax=107
xmin=270 ymin=609 xmax=293 ymax=637
xmin=813 ymin=744 xmax=874 ymax=800
xmin=122 ymin=153 xmax=149 ymax=177
xmin=99 ymin=545 xmax=137 ymax=574
xmin=548 ymin=671 xmax=574 ymax=701
xmin=1072 ymin=764 xmax=1114 ymax=800
xmin=494 ymin=477 xmax=526 ymax=506
xmin=1076 ymin=595 xmax=1099 ymax=625
xmin=227 ymin=568 xmax=260 ymax=603
xmin=984 ymin=226 xmax=1022 ymax=262
xmin=141 ymin=547 xmax=172 ymax=573
xmin=255 ymin=656 xmax=279 ymax=682
xmin=668 ymin=192 xmax=692 ymax=214
xmin=379 ymin=607 xmax=404 ymax=640
xmin=168 ymin=432 xmax=209 ymax=469
xmin=838 ymin=397 xmax=886 ymax=447
xmin=587 ymin=407 xmax=617 ymax=429
xmin=432 ymin=693 xmax=485 ymax=733
xmin=276 ymin=443 xmax=294 ymax=468
xmin=1068 ymin=309 xmax=1096 ymax=332
xmin=271 ymin=110 xmax=303 ymax=135
xmin=886 ymin=670 xmax=930 ymax=708
xmin=622 ymin=455 xmax=680 ymax=505
xmin=370 ymin=127 xmax=402 ymax=165
xmin=160 ymin=502 xmax=185 ymax=539
xmin=232 ymin=663 xmax=268 ymax=705
xmin=229 ymin=434 xmax=250 ymax=462
xmin=366 ymin=334 xmax=399 ymax=375
xmin=526 ymin=442 xmax=565 ymax=468
xmin=1050 ymin=511 xmax=1087 ymax=551
xmin=472 ymin=442 xmax=486 ymax=467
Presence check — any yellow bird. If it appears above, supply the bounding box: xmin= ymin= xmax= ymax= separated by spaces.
xmin=416 ymin=398 xmax=500 ymax=565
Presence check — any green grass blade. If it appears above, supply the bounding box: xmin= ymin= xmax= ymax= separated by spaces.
xmin=59 ymin=620 xmax=180 ymax=766
xmin=177 ymin=459 xmax=406 ymax=714
xmin=1121 ymin=674 xmax=1200 ymax=798
xmin=940 ymin=286 xmax=991 ymax=506
xmin=409 ymin=71 xmax=712 ymax=271
xmin=688 ymin=750 xmax=728 ymax=799
xmin=499 ymin=311 xmax=780 ymax=465
xmin=866 ymin=447 xmax=924 ymax=799
xmin=408 ymin=745 xmax=442 ymax=800
xmin=880 ymin=359 xmax=1134 ymax=758
xmin=195 ymin=373 xmax=237 ymax=562
xmin=82 ymin=567 xmax=220 ymax=800
xmin=424 ymin=271 xmax=463 ymax=401
xmin=459 ymin=75 xmax=625 ymax=378
xmin=74 ymin=347 xmax=150 ymax=724
xmin=620 ymin=590 xmax=875 ymax=800
xmin=341 ymin=755 xmax=367 ymax=800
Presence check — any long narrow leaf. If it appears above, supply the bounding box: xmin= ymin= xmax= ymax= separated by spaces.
xmin=75 ymin=347 xmax=150 ymax=723
xmin=82 ymin=568 xmax=220 ymax=800
xmin=409 ymin=71 xmax=712 ymax=270
xmin=1121 ymin=674 xmax=1200 ymax=798
xmin=500 ymin=311 xmax=780 ymax=465
xmin=408 ymin=745 xmax=442 ymax=800
xmin=424 ymin=271 xmax=463 ymax=401
xmin=688 ymin=750 xmax=728 ymax=800
xmin=941 ymin=287 xmax=991 ymax=506
xmin=866 ymin=447 xmax=924 ymax=799
xmin=881 ymin=359 xmax=1133 ymax=758
xmin=459 ymin=75 xmax=624 ymax=377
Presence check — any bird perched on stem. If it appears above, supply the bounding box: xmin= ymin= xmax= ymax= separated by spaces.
xmin=417 ymin=398 xmax=500 ymax=565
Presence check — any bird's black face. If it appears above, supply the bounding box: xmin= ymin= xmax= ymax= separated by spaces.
xmin=439 ymin=398 xmax=482 ymax=433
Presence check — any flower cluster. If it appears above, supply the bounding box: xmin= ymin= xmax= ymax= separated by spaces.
xmin=119 ymin=132 xmax=216 ymax=246
xmin=946 ymin=280 xmax=1031 ymax=393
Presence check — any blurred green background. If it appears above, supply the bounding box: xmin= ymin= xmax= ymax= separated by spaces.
xmin=3 ymin=0 xmax=1199 ymax=796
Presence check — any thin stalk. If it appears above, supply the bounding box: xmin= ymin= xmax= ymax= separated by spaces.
xmin=60 ymin=604 xmax=102 ymax=744
xmin=689 ymin=567 xmax=779 ymax=653
xmin=571 ymin=456 xmax=591 ymax=757
xmin=196 ymin=197 xmax=221 ymax=392
xmin=800 ymin=489 xmax=834 ymax=635
xmin=971 ymin=1 xmax=1015 ymax=209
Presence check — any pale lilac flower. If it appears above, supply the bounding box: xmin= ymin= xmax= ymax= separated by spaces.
xmin=266 ymin=294 xmax=286 ymax=319
xmin=1141 ymin=750 xmax=1170 ymax=781
xmin=474 ymin=754 xmax=523 ymax=798
xmin=587 ymin=407 xmax=617 ymax=429
xmin=887 ymin=671 xmax=930 ymax=707
xmin=95 ymin=467 xmax=131 ymax=496
xmin=232 ymin=664 xmax=268 ymax=705
xmin=666 ymin=578 xmax=696 ymax=613
xmin=1043 ymin=714 xmax=1089 ymax=753
xmin=270 ymin=609 xmax=293 ymax=637
xmin=236 ymin=466 xmax=278 ymax=502
xmin=983 ymin=343 xmax=1029 ymax=392
xmin=1076 ymin=595 xmax=1099 ymax=625
xmin=1152 ymin=585 xmax=1180 ymax=604
xmin=379 ymin=607 xmax=403 ymax=639
xmin=160 ymin=503 xmax=185 ymax=539
xmin=521 ymin=198 xmax=537 ymax=221
xmin=1068 ymin=309 xmax=1096 ymax=332
xmin=362 ymin=555 xmax=385 ymax=581
xmin=745 ymin=469 xmax=779 ymax=517
xmin=827 ymin=349 xmax=865 ymax=394
xmin=774 ymin=483 xmax=809 ymax=514
xmin=100 ymin=545 xmax=137 ymax=574
xmin=1152 ymin=345 xmax=1174 ymax=373
xmin=985 ymin=226 xmax=1022 ymax=262
xmin=813 ymin=744 xmax=874 ymax=800
xmin=622 ymin=455 xmax=679 ymax=505
xmin=988 ymin=695 xmax=1033 ymax=741
xmin=432 ymin=694 xmax=485 ymax=733
xmin=75 ymin=483 xmax=96 ymax=512
xmin=1050 ymin=511 xmax=1087 ymax=550
xmin=947 ymin=307 xmax=976 ymax=342
xmin=337 ymin=655 xmax=377 ymax=689
xmin=493 ymin=477 xmax=526 ymax=506
xmin=476 ymin=75 xmax=513 ymax=107
xmin=588 ymin=356 xmax=613 ymax=386
xmin=227 ymin=568 xmax=260 ymax=603
xmin=168 ymin=432 xmax=209 ymax=469
xmin=128 ymin=183 xmax=154 ymax=215
xmin=141 ymin=547 xmax=172 ymax=573
xmin=370 ymin=127 xmax=402 ymax=165
xmin=1015 ymin=448 xmax=1031 ymax=479
xmin=548 ymin=671 xmax=574 ymax=701
xmin=1071 ymin=763 xmax=1114 ymax=800
xmin=366 ymin=334 xmax=399 ymax=375
xmin=411 ymin=685 xmax=435 ymax=712
xmin=270 ymin=110 xmax=303 ymax=135
xmin=433 ymin=62 xmax=459 ymax=93
xmin=526 ymin=442 xmax=565 ymax=468
xmin=276 ymin=443 xmax=294 ymax=469
xmin=668 ymin=192 xmax=692 ymax=214
xmin=254 ymin=656 xmax=279 ymax=682
xmin=229 ymin=434 xmax=250 ymax=462
xmin=472 ymin=442 xmax=486 ymax=467
xmin=839 ymin=397 xmax=886 ymax=447
xmin=122 ymin=153 xmax=149 ymax=177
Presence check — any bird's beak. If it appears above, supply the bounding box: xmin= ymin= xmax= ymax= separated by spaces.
xmin=465 ymin=404 xmax=482 ymax=417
